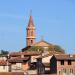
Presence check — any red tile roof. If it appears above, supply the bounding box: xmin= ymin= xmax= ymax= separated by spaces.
xmin=9 ymin=51 xmax=41 ymax=57
xmin=8 ymin=57 xmax=30 ymax=63
xmin=0 ymin=60 xmax=10 ymax=66
xmin=0 ymin=72 xmax=57 ymax=75
xmin=54 ymin=54 xmax=75 ymax=60
xmin=0 ymin=72 xmax=24 ymax=75
xmin=41 ymin=74 xmax=57 ymax=75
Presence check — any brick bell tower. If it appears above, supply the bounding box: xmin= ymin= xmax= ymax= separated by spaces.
xmin=26 ymin=15 xmax=36 ymax=46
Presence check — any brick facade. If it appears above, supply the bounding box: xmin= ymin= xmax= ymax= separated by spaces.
xmin=26 ymin=15 xmax=36 ymax=46
xmin=50 ymin=55 xmax=75 ymax=75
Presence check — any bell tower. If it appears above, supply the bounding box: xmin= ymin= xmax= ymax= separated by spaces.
xmin=26 ymin=15 xmax=36 ymax=46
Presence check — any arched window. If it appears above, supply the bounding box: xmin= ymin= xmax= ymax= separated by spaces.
xmin=31 ymin=40 xmax=33 ymax=44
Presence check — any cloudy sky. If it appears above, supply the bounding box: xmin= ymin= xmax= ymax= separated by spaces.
xmin=0 ymin=0 xmax=75 ymax=53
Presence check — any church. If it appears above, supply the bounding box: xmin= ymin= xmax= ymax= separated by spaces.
xmin=22 ymin=14 xmax=65 ymax=54
xmin=0 ymin=15 xmax=75 ymax=75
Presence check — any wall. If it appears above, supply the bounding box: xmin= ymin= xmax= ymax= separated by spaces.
xmin=0 ymin=57 xmax=7 ymax=60
xmin=11 ymin=63 xmax=22 ymax=72
xmin=0 ymin=66 xmax=9 ymax=72
xmin=50 ymin=56 xmax=57 ymax=74
xmin=57 ymin=60 xmax=75 ymax=75
xmin=31 ymin=55 xmax=40 ymax=63
xmin=42 ymin=56 xmax=52 ymax=63
xmin=22 ymin=62 xmax=29 ymax=71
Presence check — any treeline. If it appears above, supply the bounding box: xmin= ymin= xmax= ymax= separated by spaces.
xmin=0 ymin=50 xmax=9 ymax=55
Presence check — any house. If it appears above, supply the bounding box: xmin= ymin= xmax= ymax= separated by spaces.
xmin=22 ymin=14 xmax=65 ymax=55
xmin=0 ymin=72 xmax=24 ymax=75
xmin=0 ymin=55 xmax=8 ymax=60
xmin=9 ymin=51 xmax=41 ymax=71
xmin=0 ymin=60 xmax=10 ymax=72
xmin=36 ymin=54 xmax=53 ymax=74
xmin=50 ymin=54 xmax=75 ymax=75
xmin=8 ymin=56 xmax=30 ymax=72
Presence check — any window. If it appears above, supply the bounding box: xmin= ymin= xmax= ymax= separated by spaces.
xmin=31 ymin=40 xmax=33 ymax=44
xmin=61 ymin=60 xmax=64 ymax=65
xmin=70 ymin=69 xmax=73 ymax=74
xmin=62 ymin=69 xmax=66 ymax=73
xmin=64 ymin=69 xmax=66 ymax=73
xmin=59 ymin=71 xmax=61 ymax=75
xmin=3 ymin=66 xmax=5 ymax=69
xmin=68 ymin=60 xmax=71 ymax=65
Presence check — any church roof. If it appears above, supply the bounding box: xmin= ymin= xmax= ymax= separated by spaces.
xmin=27 ymin=15 xmax=35 ymax=27
xmin=33 ymin=40 xmax=52 ymax=47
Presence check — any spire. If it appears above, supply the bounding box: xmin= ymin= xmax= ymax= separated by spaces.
xmin=26 ymin=11 xmax=36 ymax=46
xmin=27 ymin=11 xmax=34 ymax=27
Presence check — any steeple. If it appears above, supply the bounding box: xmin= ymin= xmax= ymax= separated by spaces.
xmin=26 ymin=14 xmax=36 ymax=46
xmin=27 ymin=15 xmax=35 ymax=27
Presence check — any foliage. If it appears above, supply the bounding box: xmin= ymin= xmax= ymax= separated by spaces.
xmin=54 ymin=45 xmax=64 ymax=53
xmin=48 ymin=45 xmax=65 ymax=53
xmin=26 ymin=45 xmax=65 ymax=53
xmin=27 ymin=46 xmax=44 ymax=52
xmin=0 ymin=50 xmax=9 ymax=55
xmin=48 ymin=45 xmax=54 ymax=51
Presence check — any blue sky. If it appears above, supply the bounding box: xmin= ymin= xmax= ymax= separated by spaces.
xmin=0 ymin=0 xmax=75 ymax=53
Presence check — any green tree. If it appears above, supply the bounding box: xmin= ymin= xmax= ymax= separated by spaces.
xmin=0 ymin=50 xmax=9 ymax=55
xmin=27 ymin=46 xmax=44 ymax=52
xmin=48 ymin=45 xmax=55 ymax=51
xmin=47 ymin=45 xmax=65 ymax=53
xmin=54 ymin=45 xmax=65 ymax=53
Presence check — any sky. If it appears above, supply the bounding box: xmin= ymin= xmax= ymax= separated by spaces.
xmin=0 ymin=0 xmax=75 ymax=54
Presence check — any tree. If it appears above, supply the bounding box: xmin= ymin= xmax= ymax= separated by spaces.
xmin=48 ymin=45 xmax=55 ymax=51
xmin=47 ymin=45 xmax=65 ymax=53
xmin=0 ymin=50 xmax=9 ymax=55
xmin=27 ymin=46 xmax=44 ymax=52
xmin=54 ymin=45 xmax=65 ymax=53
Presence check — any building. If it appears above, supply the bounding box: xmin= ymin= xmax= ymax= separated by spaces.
xmin=0 ymin=55 xmax=8 ymax=61
xmin=0 ymin=14 xmax=73 ymax=75
xmin=36 ymin=55 xmax=51 ymax=74
xmin=50 ymin=54 xmax=75 ymax=75
xmin=26 ymin=15 xmax=36 ymax=46
xmin=8 ymin=56 xmax=30 ymax=72
xmin=0 ymin=60 xmax=10 ymax=72
xmin=22 ymin=14 xmax=65 ymax=55
xmin=9 ymin=51 xmax=41 ymax=73
xmin=0 ymin=72 xmax=24 ymax=75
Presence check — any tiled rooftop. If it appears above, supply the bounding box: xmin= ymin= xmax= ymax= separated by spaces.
xmin=0 ymin=60 xmax=10 ymax=66
xmin=8 ymin=56 xmax=30 ymax=63
xmin=9 ymin=51 xmax=41 ymax=57
xmin=54 ymin=54 xmax=75 ymax=60
xmin=0 ymin=72 xmax=24 ymax=75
